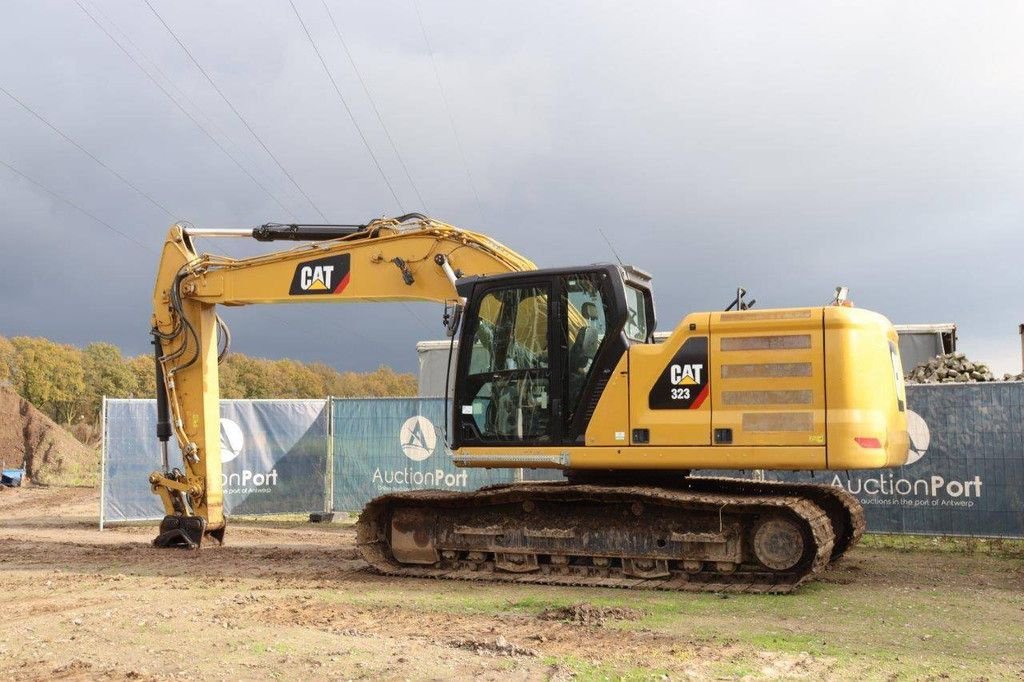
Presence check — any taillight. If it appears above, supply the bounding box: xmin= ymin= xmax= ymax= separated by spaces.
xmin=854 ymin=436 xmax=882 ymax=449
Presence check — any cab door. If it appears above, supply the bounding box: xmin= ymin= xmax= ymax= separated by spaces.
xmin=454 ymin=279 xmax=559 ymax=446
xmin=560 ymin=271 xmax=617 ymax=444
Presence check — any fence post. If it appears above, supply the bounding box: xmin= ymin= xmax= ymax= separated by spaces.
xmin=99 ymin=396 xmax=106 ymax=531
xmin=325 ymin=396 xmax=334 ymax=514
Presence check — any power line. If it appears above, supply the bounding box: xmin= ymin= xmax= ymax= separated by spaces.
xmin=81 ymin=2 xmax=431 ymax=339
xmin=0 ymin=84 xmax=178 ymax=221
xmin=397 ymin=301 xmax=435 ymax=335
xmin=410 ymin=0 xmax=486 ymax=223
xmin=73 ymin=7 xmax=259 ymax=272
xmin=1 ymin=159 xmax=391 ymax=362
xmin=77 ymin=0 xmax=299 ymax=220
xmin=287 ymin=0 xmax=404 ymax=211
xmin=141 ymin=0 xmax=329 ymax=221
xmin=314 ymin=2 xmax=448 ymax=334
xmin=0 ymin=157 xmax=152 ymax=253
xmin=71 ymin=2 xmax=432 ymax=341
xmin=1 ymin=158 xmax=382 ymax=352
xmin=322 ymin=0 xmax=428 ymax=212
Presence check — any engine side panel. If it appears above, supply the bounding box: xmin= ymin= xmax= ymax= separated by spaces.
xmin=626 ymin=312 xmax=712 ymax=446
xmin=708 ymin=308 xmax=827 ymax=448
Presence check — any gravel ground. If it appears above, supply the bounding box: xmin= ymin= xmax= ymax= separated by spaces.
xmin=1 ymin=485 xmax=1022 ymax=680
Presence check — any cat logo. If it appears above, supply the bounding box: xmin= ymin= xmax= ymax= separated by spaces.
xmin=649 ymin=336 xmax=709 ymax=410
xmin=670 ymin=363 xmax=703 ymax=385
xmin=289 ymin=254 xmax=351 ymax=296
xmin=301 ymin=266 xmax=333 ymax=291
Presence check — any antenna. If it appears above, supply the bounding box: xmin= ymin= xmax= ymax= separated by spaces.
xmin=597 ymin=227 xmax=625 ymax=266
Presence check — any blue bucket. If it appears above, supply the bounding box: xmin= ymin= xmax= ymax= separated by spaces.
xmin=1 ymin=468 xmax=24 ymax=487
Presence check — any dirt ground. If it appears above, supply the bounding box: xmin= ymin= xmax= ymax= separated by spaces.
xmin=1 ymin=486 xmax=1022 ymax=681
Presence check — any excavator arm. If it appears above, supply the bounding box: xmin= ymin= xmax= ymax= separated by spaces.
xmin=148 ymin=213 xmax=535 ymax=548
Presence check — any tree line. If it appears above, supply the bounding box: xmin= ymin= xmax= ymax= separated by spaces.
xmin=0 ymin=335 xmax=417 ymax=426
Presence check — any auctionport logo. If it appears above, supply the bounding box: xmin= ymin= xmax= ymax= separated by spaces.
xmin=218 ymin=417 xmax=279 ymax=492
xmin=219 ymin=418 xmax=244 ymax=463
xmin=400 ymin=416 xmax=437 ymax=462
xmin=906 ymin=410 xmax=929 ymax=465
xmin=370 ymin=415 xmax=469 ymax=488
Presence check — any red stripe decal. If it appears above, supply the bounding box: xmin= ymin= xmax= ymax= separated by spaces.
xmin=332 ymin=271 xmax=351 ymax=294
xmin=690 ymin=384 xmax=710 ymax=409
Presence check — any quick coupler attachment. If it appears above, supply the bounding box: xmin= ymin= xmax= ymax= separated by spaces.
xmin=152 ymin=515 xmax=208 ymax=549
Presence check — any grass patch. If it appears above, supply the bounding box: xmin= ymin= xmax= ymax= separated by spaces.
xmin=744 ymin=631 xmax=838 ymax=657
xmin=228 ymin=514 xmax=314 ymax=525
xmin=544 ymin=654 xmax=670 ymax=681
xmin=861 ymin=533 xmax=1024 ymax=557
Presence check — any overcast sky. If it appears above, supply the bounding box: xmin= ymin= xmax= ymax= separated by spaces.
xmin=1 ymin=1 xmax=1022 ymax=375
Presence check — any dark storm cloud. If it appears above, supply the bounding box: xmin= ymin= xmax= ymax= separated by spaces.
xmin=1 ymin=0 xmax=1022 ymax=373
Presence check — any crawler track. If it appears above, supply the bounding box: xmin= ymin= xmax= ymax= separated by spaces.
xmin=684 ymin=477 xmax=865 ymax=562
xmin=357 ymin=483 xmax=836 ymax=593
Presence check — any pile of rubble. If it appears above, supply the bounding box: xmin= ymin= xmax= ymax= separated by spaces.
xmin=905 ymin=353 xmax=1023 ymax=384
xmin=538 ymin=603 xmax=645 ymax=626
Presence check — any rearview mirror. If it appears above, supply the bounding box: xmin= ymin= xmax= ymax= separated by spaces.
xmin=444 ymin=300 xmax=464 ymax=337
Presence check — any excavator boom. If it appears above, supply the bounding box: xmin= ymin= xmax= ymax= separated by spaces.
xmin=148 ymin=214 xmax=534 ymax=547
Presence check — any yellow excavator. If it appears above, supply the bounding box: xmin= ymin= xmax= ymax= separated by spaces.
xmin=148 ymin=213 xmax=908 ymax=592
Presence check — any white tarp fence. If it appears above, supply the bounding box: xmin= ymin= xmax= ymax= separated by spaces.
xmin=101 ymin=399 xmax=328 ymax=526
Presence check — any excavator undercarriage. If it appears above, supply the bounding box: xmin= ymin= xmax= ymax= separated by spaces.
xmin=357 ymin=477 xmax=863 ymax=594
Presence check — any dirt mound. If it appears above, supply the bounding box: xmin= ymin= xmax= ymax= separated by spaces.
xmin=446 ymin=635 xmax=537 ymax=657
xmin=538 ymin=603 xmax=645 ymax=626
xmin=0 ymin=385 xmax=98 ymax=486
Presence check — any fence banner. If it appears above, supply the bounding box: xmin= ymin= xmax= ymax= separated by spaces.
xmin=105 ymin=384 xmax=1024 ymax=537
xmin=826 ymin=383 xmax=1024 ymax=537
xmin=102 ymin=399 xmax=328 ymax=524
xmin=219 ymin=400 xmax=329 ymax=516
xmin=331 ymin=397 xmax=516 ymax=511
xmin=102 ymin=399 xmax=165 ymax=523
xmin=702 ymin=383 xmax=1024 ymax=538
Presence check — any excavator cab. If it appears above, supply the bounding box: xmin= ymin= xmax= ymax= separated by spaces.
xmin=452 ymin=264 xmax=655 ymax=448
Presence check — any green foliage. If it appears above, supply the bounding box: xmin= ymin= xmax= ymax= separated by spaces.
xmin=0 ymin=336 xmax=14 ymax=382
xmin=8 ymin=336 xmax=86 ymax=424
xmin=217 ymin=355 xmax=417 ymax=399
xmin=0 ymin=333 xmax=417 ymax=428
xmin=125 ymin=354 xmax=156 ymax=397
xmin=81 ymin=343 xmax=139 ymax=419
xmin=325 ymin=364 xmax=419 ymax=397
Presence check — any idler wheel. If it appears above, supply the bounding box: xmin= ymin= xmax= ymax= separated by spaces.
xmin=752 ymin=515 xmax=807 ymax=571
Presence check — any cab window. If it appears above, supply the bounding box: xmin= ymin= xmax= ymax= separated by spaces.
xmin=624 ymin=285 xmax=648 ymax=342
xmin=564 ymin=274 xmax=610 ymax=424
xmin=463 ymin=285 xmax=550 ymax=441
